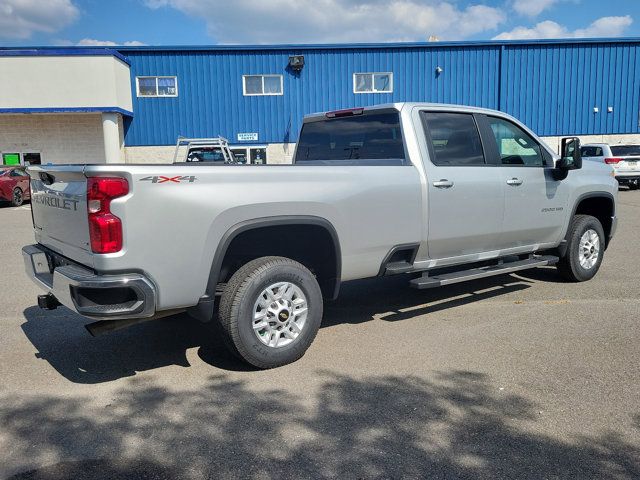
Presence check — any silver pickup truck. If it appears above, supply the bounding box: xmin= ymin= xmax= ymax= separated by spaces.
xmin=23 ymin=103 xmax=618 ymax=368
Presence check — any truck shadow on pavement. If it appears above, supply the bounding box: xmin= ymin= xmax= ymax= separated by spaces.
xmin=21 ymin=273 xmax=534 ymax=383
xmin=2 ymin=371 xmax=639 ymax=479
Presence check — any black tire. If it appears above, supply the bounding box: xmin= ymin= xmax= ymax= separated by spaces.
xmin=218 ymin=256 xmax=323 ymax=369
xmin=11 ymin=187 xmax=24 ymax=207
xmin=556 ymin=214 xmax=605 ymax=282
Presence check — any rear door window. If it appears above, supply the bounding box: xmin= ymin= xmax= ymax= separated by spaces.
xmin=581 ymin=146 xmax=603 ymax=157
xmin=294 ymin=110 xmax=406 ymax=165
xmin=421 ymin=112 xmax=485 ymax=166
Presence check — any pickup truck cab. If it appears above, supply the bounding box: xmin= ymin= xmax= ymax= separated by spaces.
xmin=23 ymin=103 xmax=618 ymax=368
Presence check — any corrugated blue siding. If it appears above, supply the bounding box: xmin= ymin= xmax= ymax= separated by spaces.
xmin=122 ymin=41 xmax=639 ymax=146
xmin=124 ymin=46 xmax=500 ymax=145
xmin=501 ymin=42 xmax=640 ymax=136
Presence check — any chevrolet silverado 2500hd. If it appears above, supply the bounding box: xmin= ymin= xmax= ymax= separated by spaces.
xmin=23 ymin=103 xmax=618 ymax=368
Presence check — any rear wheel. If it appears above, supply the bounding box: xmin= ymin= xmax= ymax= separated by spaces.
xmin=557 ymin=215 xmax=605 ymax=282
xmin=218 ymin=256 xmax=323 ymax=369
xmin=11 ymin=187 xmax=24 ymax=207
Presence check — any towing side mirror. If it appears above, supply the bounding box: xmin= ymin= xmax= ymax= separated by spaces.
xmin=558 ymin=137 xmax=582 ymax=170
xmin=553 ymin=137 xmax=582 ymax=180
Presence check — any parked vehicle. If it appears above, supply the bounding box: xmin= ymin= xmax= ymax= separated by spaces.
xmin=581 ymin=143 xmax=640 ymax=189
xmin=0 ymin=166 xmax=30 ymax=206
xmin=23 ymin=103 xmax=618 ymax=368
xmin=172 ymin=137 xmax=240 ymax=164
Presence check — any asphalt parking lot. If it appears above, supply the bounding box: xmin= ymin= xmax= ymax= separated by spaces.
xmin=0 ymin=194 xmax=639 ymax=480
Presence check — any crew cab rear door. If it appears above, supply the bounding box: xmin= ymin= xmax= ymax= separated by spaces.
xmin=419 ymin=110 xmax=504 ymax=260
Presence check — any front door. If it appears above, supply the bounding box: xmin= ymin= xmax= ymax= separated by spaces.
xmin=421 ymin=111 xmax=504 ymax=260
xmin=479 ymin=115 xmax=569 ymax=248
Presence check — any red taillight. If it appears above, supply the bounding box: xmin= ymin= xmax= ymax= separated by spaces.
xmin=604 ymin=157 xmax=622 ymax=164
xmin=87 ymin=177 xmax=128 ymax=254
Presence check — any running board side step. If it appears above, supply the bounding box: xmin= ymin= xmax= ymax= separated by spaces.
xmin=409 ymin=255 xmax=559 ymax=290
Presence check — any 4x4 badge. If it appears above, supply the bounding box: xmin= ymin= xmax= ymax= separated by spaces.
xmin=140 ymin=176 xmax=197 ymax=184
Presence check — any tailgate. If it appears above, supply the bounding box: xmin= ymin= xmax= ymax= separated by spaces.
xmin=27 ymin=165 xmax=93 ymax=266
xmin=618 ymin=156 xmax=640 ymax=172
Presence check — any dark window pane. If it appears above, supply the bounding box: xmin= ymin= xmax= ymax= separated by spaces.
xmin=231 ymin=149 xmax=248 ymax=164
xmin=295 ymin=111 xmax=405 ymax=164
xmin=373 ymin=73 xmax=391 ymax=92
xmin=581 ymin=146 xmax=603 ymax=157
xmin=138 ymin=78 xmax=156 ymax=96
xmin=487 ymin=117 xmax=543 ymax=167
xmin=158 ymin=77 xmax=177 ymax=96
xmin=610 ymin=145 xmax=640 ymax=156
xmin=423 ymin=112 xmax=485 ymax=166
xmin=23 ymin=153 xmax=41 ymax=165
xmin=186 ymin=147 xmax=226 ymax=162
xmin=250 ymin=148 xmax=267 ymax=164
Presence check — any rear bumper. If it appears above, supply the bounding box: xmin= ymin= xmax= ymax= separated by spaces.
xmin=22 ymin=244 xmax=156 ymax=320
xmin=615 ymin=175 xmax=640 ymax=184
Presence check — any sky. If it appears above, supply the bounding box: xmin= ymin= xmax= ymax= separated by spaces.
xmin=0 ymin=0 xmax=638 ymax=46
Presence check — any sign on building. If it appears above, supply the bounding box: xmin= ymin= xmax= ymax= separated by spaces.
xmin=237 ymin=132 xmax=259 ymax=142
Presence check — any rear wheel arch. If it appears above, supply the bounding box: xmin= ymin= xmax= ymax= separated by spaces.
xmin=190 ymin=216 xmax=341 ymax=322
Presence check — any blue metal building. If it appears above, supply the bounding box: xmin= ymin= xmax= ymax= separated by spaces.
xmin=117 ymin=38 xmax=640 ymax=149
xmin=1 ymin=38 xmax=639 ymax=165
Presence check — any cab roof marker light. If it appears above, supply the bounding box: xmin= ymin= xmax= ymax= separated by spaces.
xmin=326 ymin=108 xmax=364 ymax=118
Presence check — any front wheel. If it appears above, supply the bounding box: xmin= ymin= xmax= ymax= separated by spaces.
xmin=556 ymin=214 xmax=605 ymax=282
xmin=218 ymin=256 xmax=323 ymax=369
xmin=11 ymin=187 xmax=24 ymax=207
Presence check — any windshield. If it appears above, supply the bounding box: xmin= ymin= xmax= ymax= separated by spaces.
xmin=610 ymin=145 xmax=640 ymax=156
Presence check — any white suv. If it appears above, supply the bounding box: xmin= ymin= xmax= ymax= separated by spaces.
xmin=581 ymin=143 xmax=640 ymax=189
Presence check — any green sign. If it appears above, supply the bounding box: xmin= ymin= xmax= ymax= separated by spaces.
xmin=2 ymin=153 xmax=20 ymax=166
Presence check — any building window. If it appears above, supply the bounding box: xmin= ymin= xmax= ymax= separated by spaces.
xmin=242 ymin=75 xmax=283 ymax=96
xmin=136 ymin=76 xmax=178 ymax=97
xmin=353 ymin=72 xmax=393 ymax=94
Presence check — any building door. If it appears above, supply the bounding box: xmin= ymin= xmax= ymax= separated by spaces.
xmin=250 ymin=147 xmax=267 ymax=164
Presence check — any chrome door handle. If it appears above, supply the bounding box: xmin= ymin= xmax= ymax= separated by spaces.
xmin=433 ymin=179 xmax=454 ymax=188
xmin=506 ymin=178 xmax=523 ymax=186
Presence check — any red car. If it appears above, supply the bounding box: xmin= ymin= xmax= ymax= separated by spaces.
xmin=0 ymin=166 xmax=30 ymax=207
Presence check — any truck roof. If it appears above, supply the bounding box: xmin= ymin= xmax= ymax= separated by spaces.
xmin=303 ymin=102 xmax=521 ymax=122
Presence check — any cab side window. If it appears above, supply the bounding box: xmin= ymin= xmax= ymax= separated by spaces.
xmin=422 ymin=112 xmax=485 ymax=166
xmin=581 ymin=146 xmax=603 ymax=157
xmin=487 ymin=117 xmax=545 ymax=167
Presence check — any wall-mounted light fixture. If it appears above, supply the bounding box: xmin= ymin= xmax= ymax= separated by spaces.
xmin=593 ymin=107 xmax=599 ymax=113
xmin=435 ymin=66 xmax=443 ymax=76
xmin=288 ymin=55 xmax=305 ymax=71
xmin=607 ymin=106 xmax=614 ymax=113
